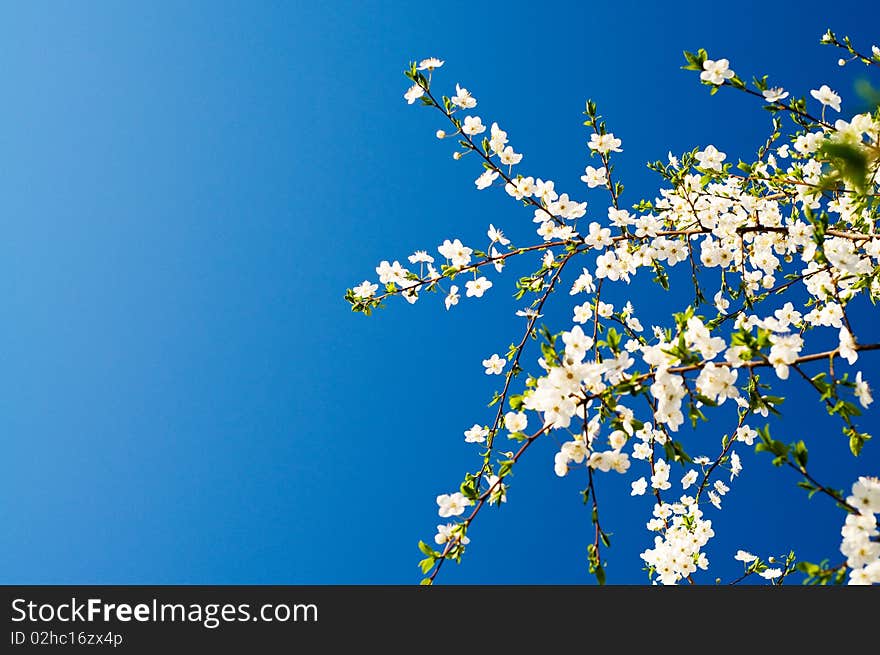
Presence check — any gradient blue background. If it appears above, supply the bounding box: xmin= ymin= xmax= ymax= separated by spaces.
xmin=1 ymin=0 xmax=877 ymax=584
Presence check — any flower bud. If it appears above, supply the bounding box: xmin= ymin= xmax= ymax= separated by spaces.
xmin=436 ymin=130 xmax=446 ymax=139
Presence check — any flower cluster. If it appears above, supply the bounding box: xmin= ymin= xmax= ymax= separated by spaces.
xmin=640 ymin=497 xmax=712 ymax=585
xmin=840 ymin=476 xmax=880 ymax=584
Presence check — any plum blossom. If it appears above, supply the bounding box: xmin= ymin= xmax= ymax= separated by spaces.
xmin=417 ymin=57 xmax=444 ymax=70
xmin=464 ymin=424 xmax=488 ymax=443
xmin=581 ymin=165 xmax=608 ymax=188
xmin=700 ymin=58 xmax=735 ymax=85
xmin=404 ymin=84 xmax=424 ymax=104
xmin=465 ymin=277 xmax=492 ymax=298
xmin=451 ymin=83 xmax=476 ymax=108
xmin=588 ymin=132 xmax=622 ymax=154
xmin=482 ymin=353 xmax=506 ymax=375
xmin=810 ymin=84 xmax=841 ymax=111
xmin=437 ymin=492 xmax=470 ymax=518
xmin=762 ymin=87 xmax=789 ymax=103
xmin=695 ymin=145 xmax=726 ymax=170
xmin=435 ymin=523 xmax=469 ymax=546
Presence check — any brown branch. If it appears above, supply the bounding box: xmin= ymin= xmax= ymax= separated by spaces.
xmin=426 ymin=426 xmax=548 ymax=584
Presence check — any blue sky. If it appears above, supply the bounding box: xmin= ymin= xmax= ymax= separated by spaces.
xmin=0 ymin=1 xmax=877 ymax=584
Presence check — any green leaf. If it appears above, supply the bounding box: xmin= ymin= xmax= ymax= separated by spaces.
xmin=849 ymin=431 xmax=869 ymax=456
xmin=819 ymin=141 xmax=869 ymax=193
xmin=792 ymin=440 xmax=809 ymax=469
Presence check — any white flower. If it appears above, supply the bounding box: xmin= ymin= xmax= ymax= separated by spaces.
xmin=352 ymin=280 xmax=378 ymax=299
xmin=589 ymin=450 xmax=630 ymax=473
xmin=713 ymin=480 xmax=730 ymax=496
xmin=848 ymin=566 xmax=879 ymax=585
xmin=505 ymin=411 xmax=528 ymax=433
xmin=573 ymin=302 xmax=592 ymax=324
xmin=584 ymin=222 xmax=613 ymax=249
xmin=713 ymin=290 xmax=730 ymax=313
xmin=485 ymin=474 xmax=507 ymax=505
xmin=695 ymin=145 xmax=726 ymax=171
xmin=696 ymin=363 xmax=739 ymax=404
xmin=735 ymin=550 xmax=757 ymax=563
xmin=570 ymin=268 xmax=595 ymax=295
xmin=516 ymin=308 xmax=543 ymax=319
xmin=700 ymin=58 xmax=735 ymax=85
xmin=482 ymin=353 xmax=506 ymax=375
xmin=499 ymin=146 xmax=522 ymax=165
xmin=632 ymin=442 xmax=651 ymax=460
xmin=549 ymin=193 xmax=587 ymax=219
xmin=451 ymin=83 xmax=476 ymax=109
xmin=685 ymin=317 xmax=726 ymax=360
xmin=580 ymin=165 xmax=608 ymax=188
xmin=588 ymin=133 xmax=622 ymax=154
xmin=376 ymin=259 xmax=409 ymax=285
xmin=838 ymin=327 xmax=858 ymax=364
xmin=762 ymin=87 xmax=789 ymax=103
xmin=810 ymin=85 xmax=841 ymax=112
xmin=465 ymin=276 xmax=492 ymax=298
xmin=847 ymin=476 xmax=880 ymax=514
xmin=408 ymin=250 xmax=434 ymax=264
xmin=631 ymin=477 xmax=648 ymax=496
xmin=437 ymin=492 xmax=470 ymax=518
xmin=417 ymin=57 xmax=444 ymax=70
xmin=773 ymin=302 xmax=802 ymax=329
xmin=561 ymin=325 xmax=593 ymax=359
xmin=404 ymin=84 xmax=424 ymax=104
xmin=437 ymin=238 xmax=473 ymax=268
xmin=506 ymin=176 xmax=536 ymax=200
xmin=730 ymin=451 xmax=742 ymax=480
xmin=445 ymin=285 xmax=460 ymax=310
xmin=435 ymin=523 xmax=469 ymax=546
xmin=462 ymin=115 xmax=486 ymax=136
xmin=554 ymin=453 xmax=569 ymax=477
xmin=681 ymin=470 xmax=698 ymax=490
xmin=854 ymin=372 xmax=873 ymax=408
xmin=475 ymin=169 xmax=499 ymax=190
xmin=768 ymin=333 xmax=803 ymax=380
xmin=487 ymin=224 xmax=510 ymax=245
xmin=489 ymin=122 xmax=508 ymax=153
xmin=489 ymin=247 xmax=504 ymax=273
xmin=608 ymin=429 xmax=627 ymax=451
xmin=759 ymin=568 xmax=782 ymax=580
xmin=608 ymin=208 xmax=632 ymax=227
xmin=735 ymin=425 xmax=757 ymax=446
xmin=651 ymin=458 xmax=671 ymax=490
xmin=464 ymin=424 xmax=488 ymax=443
